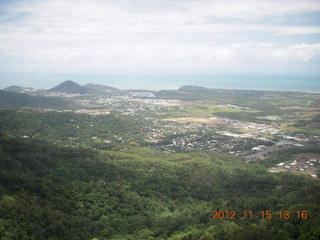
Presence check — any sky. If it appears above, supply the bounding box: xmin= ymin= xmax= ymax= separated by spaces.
xmin=0 ymin=0 xmax=320 ymax=87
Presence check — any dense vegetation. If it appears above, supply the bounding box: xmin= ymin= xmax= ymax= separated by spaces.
xmin=1 ymin=87 xmax=319 ymax=239
xmin=0 ymin=90 xmax=69 ymax=109
xmin=0 ymin=110 xmax=153 ymax=148
xmin=0 ymin=136 xmax=319 ymax=239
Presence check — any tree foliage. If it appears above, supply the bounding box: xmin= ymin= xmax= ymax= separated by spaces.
xmin=0 ymin=136 xmax=319 ymax=239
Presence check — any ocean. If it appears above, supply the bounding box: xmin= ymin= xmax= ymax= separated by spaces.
xmin=0 ymin=72 xmax=319 ymax=92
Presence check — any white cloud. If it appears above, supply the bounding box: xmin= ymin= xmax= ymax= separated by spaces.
xmin=238 ymin=43 xmax=320 ymax=63
xmin=183 ymin=0 xmax=320 ymax=23
xmin=279 ymin=26 xmax=320 ymax=35
xmin=0 ymin=0 xmax=319 ymax=72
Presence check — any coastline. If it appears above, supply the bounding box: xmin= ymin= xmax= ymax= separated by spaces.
xmin=1 ymin=72 xmax=319 ymax=94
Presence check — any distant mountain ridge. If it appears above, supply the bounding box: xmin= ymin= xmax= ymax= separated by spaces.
xmin=4 ymin=86 xmax=26 ymax=92
xmin=178 ymin=85 xmax=209 ymax=92
xmin=48 ymin=80 xmax=88 ymax=94
xmin=48 ymin=80 xmax=119 ymax=94
xmin=4 ymin=85 xmax=42 ymax=94
xmin=84 ymin=83 xmax=119 ymax=93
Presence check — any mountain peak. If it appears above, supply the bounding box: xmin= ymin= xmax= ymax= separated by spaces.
xmin=49 ymin=80 xmax=88 ymax=94
xmin=63 ymin=80 xmax=77 ymax=84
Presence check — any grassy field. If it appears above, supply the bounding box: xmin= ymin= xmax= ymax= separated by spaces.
xmin=155 ymin=89 xmax=320 ymax=136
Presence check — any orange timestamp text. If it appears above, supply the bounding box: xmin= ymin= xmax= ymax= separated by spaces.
xmin=211 ymin=210 xmax=309 ymax=220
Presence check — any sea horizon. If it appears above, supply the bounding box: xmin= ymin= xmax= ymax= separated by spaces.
xmin=0 ymin=72 xmax=319 ymax=93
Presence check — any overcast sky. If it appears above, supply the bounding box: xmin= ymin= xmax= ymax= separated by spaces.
xmin=0 ymin=0 xmax=319 ymax=75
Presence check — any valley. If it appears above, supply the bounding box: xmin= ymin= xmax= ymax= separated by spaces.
xmin=0 ymin=80 xmax=319 ymax=240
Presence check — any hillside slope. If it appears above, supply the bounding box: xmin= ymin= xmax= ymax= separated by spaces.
xmin=84 ymin=83 xmax=119 ymax=93
xmin=0 ymin=90 xmax=69 ymax=109
xmin=0 ymin=136 xmax=319 ymax=240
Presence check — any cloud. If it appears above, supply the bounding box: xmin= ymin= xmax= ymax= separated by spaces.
xmin=0 ymin=0 xmax=319 ymax=73
xmin=233 ymin=43 xmax=320 ymax=63
xmin=184 ymin=0 xmax=320 ymax=20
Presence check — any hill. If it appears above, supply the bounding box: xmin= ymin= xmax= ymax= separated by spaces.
xmin=0 ymin=90 xmax=69 ymax=109
xmin=3 ymin=85 xmax=26 ymax=92
xmin=3 ymin=85 xmax=42 ymax=94
xmin=48 ymin=81 xmax=119 ymax=94
xmin=0 ymin=110 xmax=153 ymax=147
xmin=178 ymin=85 xmax=209 ymax=92
xmin=84 ymin=83 xmax=119 ymax=93
xmin=48 ymin=80 xmax=88 ymax=94
xmin=0 ymin=136 xmax=319 ymax=239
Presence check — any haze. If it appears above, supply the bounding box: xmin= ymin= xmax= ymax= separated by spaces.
xmin=0 ymin=0 xmax=319 ymax=84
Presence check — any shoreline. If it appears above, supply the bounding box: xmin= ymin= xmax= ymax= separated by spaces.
xmin=2 ymin=85 xmax=320 ymax=94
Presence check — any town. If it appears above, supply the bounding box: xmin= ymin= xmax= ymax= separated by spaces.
xmin=37 ymin=89 xmax=320 ymax=179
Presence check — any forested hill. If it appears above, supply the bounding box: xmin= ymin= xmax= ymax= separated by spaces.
xmin=0 ymin=136 xmax=319 ymax=239
xmin=84 ymin=83 xmax=119 ymax=93
xmin=0 ymin=90 xmax=69 ymax=109
xmin=0 ymin=110 xmax=152 ymax=147
xmin=48 ymin=80 xmax=89 ymax=94
xmin=48 ymin=80 xmax=119 ymax=94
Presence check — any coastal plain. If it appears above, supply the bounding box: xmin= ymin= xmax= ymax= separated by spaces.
xmin=0 ymin=81 xmax=319 ymax=240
